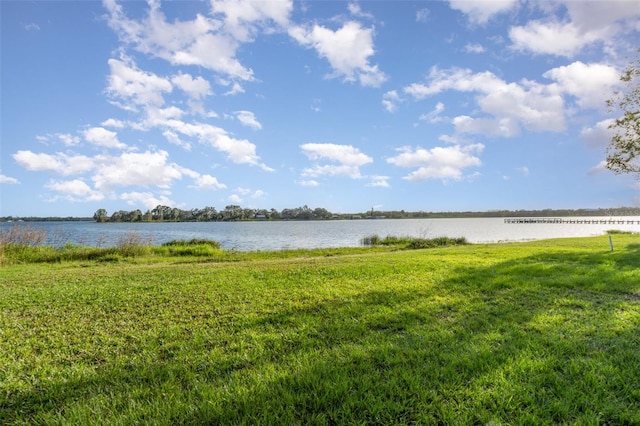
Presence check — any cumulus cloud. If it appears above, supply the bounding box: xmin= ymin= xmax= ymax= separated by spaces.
xmin=300 ymin=143 xmax=373 ymax=179
xmin=191 ymin=174 xmax=227 ymax=190
xmin=36 ymin=133 xmax=81 ymax=147
xmin=382 ymin=90 xmax=401 ymax=112
xmin=83 ymin=127 xmax=127 ymax=149
xmin=120 ymin=191 xmax=175 ymax=210
xmin=509 ymin=21 xmax=602 ymax=58
xmin=235 ymin=110 xmax=262 ymax=130
xmin=367 ymin=175 xmax=390 ymax=187
xmin=387 ymin=144 xmax=483 ymax=182
xmin=107 ymin=56 xmax=173 ymax=110
xmin=101 ymin=118 xmax=127 ymax=129
xmin=91 ymin=150 xmax=183 ymax=191
xmin=0 ymin=174 xmax=19 ymax=184
xmin=104 ymin=0 xmax=293 ymax=82
xmin=448 ymin=0 xmax=517 ymax=25
xmin=508 ymin=0 xmax=640 ymax=57
xmin=44 ymin=179 xmax=104 ymax=202
xmin=159 ymin=119 xmax=272 ymax=170
xmin=171 ymin=72 xmax=212 ymax=99
xmin=211 ymin=0 xmax=293 ymax=42
xmin=13 ymin=151 xmax=95 ymax=176
xmin=404 ymin=67 xmax=566 ymax=137
xmin=289 ymin=21 xmax=387 ymax=87
xmin=543 ymin=61 xmax=620 ymax=109
xmin=581 ymin=119 xmax=615 ymax=148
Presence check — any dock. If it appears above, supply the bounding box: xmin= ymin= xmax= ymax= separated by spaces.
xmin=504 ymin=218 xmax=640 ymax=225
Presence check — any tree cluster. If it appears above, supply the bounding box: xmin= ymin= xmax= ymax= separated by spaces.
xmin=91 ymin=205 xmax=640 ymax=223
xmin=93 ymin=205 xmax=338 ymax=223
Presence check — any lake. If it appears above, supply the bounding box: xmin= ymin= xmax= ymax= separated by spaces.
xmin=2 ymin=217 xmax=638 ymax=251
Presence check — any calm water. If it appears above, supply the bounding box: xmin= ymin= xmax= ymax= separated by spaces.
xmin=3 ymin=217 xmax=639 ymax=251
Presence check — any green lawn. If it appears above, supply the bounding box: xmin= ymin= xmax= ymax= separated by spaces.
xmin=1 ymin=236 xmax=639 ymax=424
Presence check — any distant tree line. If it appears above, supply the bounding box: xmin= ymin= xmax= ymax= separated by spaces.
xmin=85 ymin=205 xmax=640 ymax=223
xmin=3 ymin=206 xmax=639 ymax=223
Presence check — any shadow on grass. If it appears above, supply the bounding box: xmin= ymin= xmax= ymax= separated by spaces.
xmin=3 ymin=243 xmax=639 ymax=424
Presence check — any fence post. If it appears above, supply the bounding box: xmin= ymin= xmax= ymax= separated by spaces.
xmin=609 ymin=235 xmax=614 ymax=251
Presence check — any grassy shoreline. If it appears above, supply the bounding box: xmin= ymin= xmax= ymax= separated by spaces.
xmin=1 ymin=235 xmax=639 ymax=424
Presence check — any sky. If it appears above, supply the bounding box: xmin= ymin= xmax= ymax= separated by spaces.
xmin=2 ymin=0 xmax=640 ymax=217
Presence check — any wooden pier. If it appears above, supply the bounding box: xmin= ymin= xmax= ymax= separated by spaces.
xmin=504 ymin=217 xmax=640 ymax=225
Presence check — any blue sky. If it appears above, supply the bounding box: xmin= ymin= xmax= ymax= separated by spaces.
xmin=2 ymin=0 xmax=640 ymax=217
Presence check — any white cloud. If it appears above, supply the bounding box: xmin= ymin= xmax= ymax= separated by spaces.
xmin=448 ymin=0 xmax=517 ymax=25
xmin=382 ymin=90 xmax=401 ymax=112
xmin=387 ymin=144 xmax=483 ymax=182
xmin=419 ymin=102 xmax=445 ymax=123
xmin=25 ymin=23 xmax=41 ymax=31
xmin=171 ymin=73 xmax=212 ymax=99
xmin=508 ymin=0 xmax=640 ymax=57
xmin=120 ymin=191 xmax=175 ymax=210
xmin=509 ymin=21 xmax=602 ymax=57
xmin=160 ymin=119 xmax=272 ymax=170
xmin=290 ymin=21 xmax=387 ymax=87
xmin=300 ymin=143 xmax=373 ymax=179
xmin=162 ymin=130 xmax=192 ymax=151
xmin=222 ymin=81 xmax=245 ymax=96
xmin=348 ymin=3 xmax=373 ymax=19
xmin=140 ymin=106 xmax=185 ymax=129
xmin=235 ymin=110 xmax=262 ymax=130
xmin=464 ymin=43 xmax=485 ymax=53
xmin=211 ymin=0 xmax=293 ymax=42
xmin=191 ymin=174 xmax=226 ymax=190
xmin=228 ymin=194 xmax=243 ymax=203
xmin=13 ymin=151 xmax=95 ymax=176
xmin=543 ymin=61 xmax=620 ymax=109
xmin=44 ymin=179 xmax=104 ymax=202
xmin=107 ymin=56 xmax=173 ymax=109
xmin=581 ymin=119 xmax=615 ymax=148
xmin=588 ymin=160 xmax=609 ymax=176
xmin=0 ymin=174 xmax=19 ymax=184
xmin=299 ymin=179 xmax=319 ymax=187
xmin=58 ymin=133 xmax=81 ymax=146
xmin=36 ymin=133 xmax=81 ymax=147
xmin=101 ymin=118 xmax=127 ymax=129
xmin=104 ymin=0 xmax=257 ymax=81
xmin=83 ymin=127 xmax=127 ymax=149
xmin=404 ymin=67 xmax=566 ymax=137
xmin=91 ymin=150 xmax=183 ymax=191
xmin=367 ymin=175 xmax=390 ymax=187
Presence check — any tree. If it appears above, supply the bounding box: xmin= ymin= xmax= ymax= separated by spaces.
xmin=93 ymin=209 xmax=108 ymax=223
xmin=606 ymin=51 xmax=640 ymax=178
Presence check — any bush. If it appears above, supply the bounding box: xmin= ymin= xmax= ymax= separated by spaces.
xmin=163 ymin=239 xmax=221 ymax=249
xmin=360 ymin=234 xmax=382 ymax=246
xmin=160 ymin=239 xmax=222 ymax=257
xmin=361 ymin=233 xmax=468 ymax=250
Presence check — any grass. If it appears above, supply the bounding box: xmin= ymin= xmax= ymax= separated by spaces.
xmin=0 ymin=234 xmax=639 ymax=424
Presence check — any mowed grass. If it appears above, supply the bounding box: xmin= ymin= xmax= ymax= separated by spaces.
xmin=1 ymin=236 xmax=639 ymax=425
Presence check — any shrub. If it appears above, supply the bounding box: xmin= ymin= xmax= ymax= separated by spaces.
xmin=361 ymin=234 xmax=468 ymax=250
xmin=360 ymin=234 xmax=382 ymax=246
xmin=163 ymin=239 xmax=221 ymax=249
xmin=116 ymin=232 xmax=153 ymax=257
xmin=160 ymin=239 xmax=222 ymax=257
